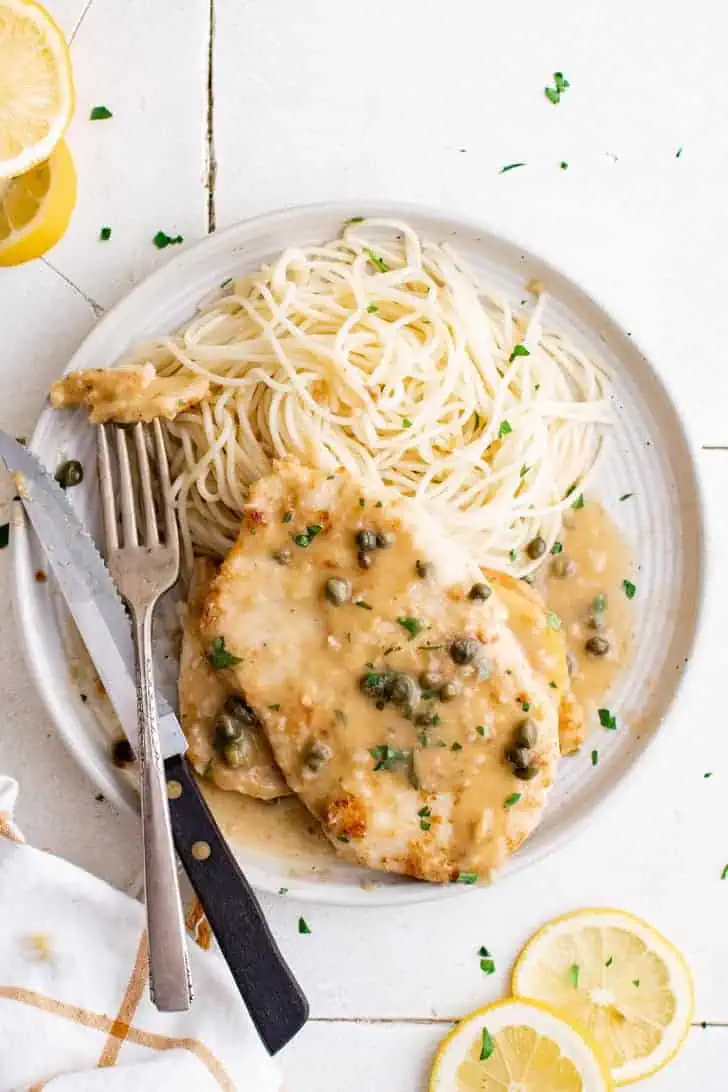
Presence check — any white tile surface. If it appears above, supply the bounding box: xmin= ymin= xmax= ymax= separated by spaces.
xmin=1 ymin=0 xmax=728 ymax=1086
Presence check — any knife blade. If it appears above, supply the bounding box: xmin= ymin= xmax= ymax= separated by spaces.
xmin=0 ymin=429 xmax=186 ymax=759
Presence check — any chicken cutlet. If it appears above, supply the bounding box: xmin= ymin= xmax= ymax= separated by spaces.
xmin=50 ymin=364 xmax=209 ymax=424
xmin=200 ymin=459 xmax=564 ymax=884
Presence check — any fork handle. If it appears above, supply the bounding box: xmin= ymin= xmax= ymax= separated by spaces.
xmin=133 ymin=608 xmax=193 ymax=1012
xmin=164 ymin=753 xmax=309 ymax=1054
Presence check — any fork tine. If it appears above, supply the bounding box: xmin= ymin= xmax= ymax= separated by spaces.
xmin=133 ymin=424 xmax=160 ymax=548
xmin=152 ymin=418 xmax=178 ymax=549
xmin=115 ymin=426 xmax=139 ymax=547
xmin=97 ymin=424 xmax=119 ymax=552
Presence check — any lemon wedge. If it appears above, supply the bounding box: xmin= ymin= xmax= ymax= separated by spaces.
xmin=0 ymin=137 xmax=76 ymax=264
xmin=512 ymin=909 xmax=694 ymax=1085
xmin=0 ymin=0 xmax=74 ymax=178
xmin=430 ymin=997 xmax=613 ymax=1092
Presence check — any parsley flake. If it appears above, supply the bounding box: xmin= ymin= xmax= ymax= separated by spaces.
xmin=366 ymin=303 xmax=379 ymax=313
xmin=365 ymin=248 xmax=389 ymax=273
xmin=499 ymin=162 xmax=527 ymax=173
xmin=420 ymin=819 xmax=431 ymax=831
xmin=355 ymin=600 xmax=373 ymax=610
xmin=593 ymin=593 xmax=608 ymax=613
xmin=451 ymin=741 xmax=463 ymax=752
xmin=480 ymin=1027 xmax=494 ymax=1061
xmin=509 ymin=343 xmax=530 ymax=363
xmin=721 ymin=865 xmax=728 ymax=880
xmin=207 ymin=637 xmax=242 ymax=670
xmin=619 ymin=493 xmax=634 ymax=502
xmin=591 ymin=749 xmax=599 ymax=766
xmin=571 ymin=493 xmax=585 ymax=510
xmin=605 ymin=956 xmax=613 ymax=967
xmin=418 ymin=806 xmax=431 ymax=817
xmin=676 ymin=146 xmax=683 ymax=158
xmin=560 ymin=160 xmax=569 ymax=170
xmin=90 ymin=105 xmax=112 ymax=120
xmin=402 ymin=417 xmax=413 ymax=427
xmin=568 ymin=963 xmax=580 ymax=988
xmin=547 ymin=611 xmax=562 ymax=631
xmin=153 ymin=230 xmax=184 ymax=249
xmin=480 ymin=957 xmax=495 ymax=975
xmin=455 ymin=871 xmax=478 ymax=884
xmin=704 ymin=772 xmax=713 ymax=779
xmin=99 ymin=226 xmax=112 ymax=241
xmin=345 ymin=216 xmax=365 ymax=223
xmin=498 ymin=420 xmax=513 ymax=438
xmin=551 ymin=541 xmax=563 ymax=554
xmin=549 ymin=680 xmax=558 ymax=689
xmin=623 ymin=579 xmax=637 ymax=600
xmin=632 ymin=979 xmax=640 ymax=988
xmin=397 ymin=616 xmax=426 ymax=639
xmin=504 ymin=792 xmax=521 ymax=808
xmin=509 ymin=549 xmax=517 ymax=562
xmin=278 ymin=887 xmax=289 ymax=895
xmin=298 ymin=917 xmax=312 ymax=934
xmin=598 ymin=707 xmax=617 ymax=731
xmin=282 ymin=510 xmax=293 ymax=523
xmin=544 ymin=71 xmax=570 ymax=105
xmin=369 ymin=744 xmax=408 ymax=771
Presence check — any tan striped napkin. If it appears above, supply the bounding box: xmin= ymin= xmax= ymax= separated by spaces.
xmin=0 ymin=776 xmax=280 ymax=1091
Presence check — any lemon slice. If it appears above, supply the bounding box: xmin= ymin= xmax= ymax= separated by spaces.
xmin=430 ymin=997 xmax=613 ymax=1092
xmin=512 ymin=909 xmax=694 ymax=1085
xmin=0 ymin=0 xmax=74 ymax=178
xmin=0 ymin=137 xmax=76 ymax=264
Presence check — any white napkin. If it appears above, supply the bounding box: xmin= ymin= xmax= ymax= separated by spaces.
xmin=0 ymin=776 xmax=281 ymax=1092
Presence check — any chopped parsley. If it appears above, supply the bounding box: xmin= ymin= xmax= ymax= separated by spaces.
xmin=402 ymin=417 xmax=413 ymax=428
xmin=365 ymin=248 xmax=389 ymax=273
xmin=721 ymin=865 xmax=728 ymax=881
xmin=355 ymin=600 xmax=373 ymax=610
xmin=451 ymin=741 xmax=463 ymax=752
xmin=509 ymin=549 xmax=517 ymax=562
xmin=99 ymin=226 xmax=112 ymax=241
xmin=521 ymin=700 xmax=531 ymax=712
xmin=268 ymin=703 xmax=281 ymax=711
xmin=544 ymin=71 xmax=570 ymax=105
xmin=498 ymin=420 xmax=513 ymax=438
xmin=520 ymin=464 xmax=529 ymax=478
xmin=418 ymin=806 xmax=431 ymax=817
xmin=455 ymin=871 xmax=478 ymax=884
xmin=568 ymin=963 xmax=580 ymax=988
xmin=0 ymin=524 xmax=9 ymax=549
xmin=509 ymin=343 xmax=530 ymax=363
xmin=605 ymin=956 xmax=613 ymax=968
xmin=359 ymin=498 xmax=366 ymax=508
xmin=298 ymin=917 xmax=312 ymax=934
xmin=550 ymin=541 xmax=563 ymax=554
xmin=548 ymin=680 xmax=558 ymax=689
xmin=420 ymin=819 xmax=431 ymax=831
xmin=593 ymin=593 xmax=608 ymax=613
xmin=366 ymin=303 xmax=379 ymax=313
xmin=207 ymin=637 xmax=242 ymax=669
xmin=90 ymin=105 xmax=113 ymax=120
xmin=547 ymin=611 xmax=562 ymax=631
xmin=619 ymin=493 xmax=634 ymax=502
xmin=704 ymin=772 xmax=713 ymax=779
xmin=475 ymin=725 xmax=489 ymax=737
xmin=504 ymin=792 xmax=521 ymax=808
xmin=598 ymin=707 xmax=617 ymax=731
xmin=369 ymin=744 xmax=408 ymax=771
xmin=153 ymin=230 xmax=184 ymax=249
xmin=623 ymin=579 xmax=637 ymax=600
xmin=345 ymin=216 xmax=365 ymax=223
xmin=571 ymin=493 xmax=585 ymax=510
xmin=397 ymin=616 xmax=425 ymax=639
xmin=220 ymin=277 xmax=233 ymax=288
xmin=480 ymin=1027 xmax=495 ymax=1061
xmin=676 ymin=146 xmax=683 ymax=159
xmin=499 ymin=162 xmax=526 ymax=173
xmin=591 ymin=749 xmax=599 ymax=766
xmin=560 ymin=160 xmax=569 ymax=170
xmin=292 ymin=523 xmax=323 ymax=548
xmin=632 ymin=979 xmax=640 ymax=988
xmin=480 ymin=955 xmax=495 ymax=975
xmin=281 ymin=510 xmax=293 ymax=523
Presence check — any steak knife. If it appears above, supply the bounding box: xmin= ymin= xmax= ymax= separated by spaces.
xmin=0 ymin=429 xmax=308 ymax=1054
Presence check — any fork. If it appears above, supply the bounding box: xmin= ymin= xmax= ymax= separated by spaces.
xmin=98 ymin=419 xmax=193 ymax=1012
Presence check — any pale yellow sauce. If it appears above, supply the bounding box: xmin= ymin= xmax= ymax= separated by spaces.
xmin=196 ymin=497 xmax=634 ymax=871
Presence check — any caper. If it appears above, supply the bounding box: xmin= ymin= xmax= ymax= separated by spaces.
xmin=222 ymin=740 xmax=247 ymax=768
xmin=304 ymin=741 xmax=332 ymax=772
xmin=419 ymin=670 xmax=442 ymax=691
xmin=55 ymin=459 xmax=83 ymax=490
xmin=325 ymin=577 xmax=352 ymax=606
xmin=215 ymin=711 xmax=243 ymax=744
xmin=506 ymin=745 xmax=531 ymax=772
xmin=526 ymin=535 xmax=547 ymax=560
xmin=514 ymin=719 xmax=539 ymax=748
xmin=389 ymin=673 xmax=420 ymax=707
xmin=356 ymin=529 xmax=378 ymax=552
xmin=360 ymin=670 xmax=395 ymax=700
xmin=514 ymin=762 xmax=540 ymax=781
xmin=224 ymin=695 xmax=255 ymax=723
xmin=357 ymin=550 xmax=373 ymax=570
xmin=585 ymin=635 xmax=610 ymax=657
xmin=450 ymin=637 xmax=480 ymax=665
xmin=551 ymin=555 xmax=577 ymax=578
xmin=375 ymin=530 xmax=396 ymax=548
xmin=416 ymin=559 xmax=433 ymax=579
xmin=272 ymin=548 xmax=292 ymax=565
xmin=439 ymin=680 xmax=461 ymax=702
xmin=468 ymin=582 xmax=492 ymax=602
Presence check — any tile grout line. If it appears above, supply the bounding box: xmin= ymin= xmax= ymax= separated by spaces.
xmin=308 ymin=1016 xmax=728 ymax=1028
xmin=69 ymin=0 xmax=95 ymax=44
xmin=41 ymin=258 xmax=105 ymax=318
xmin=205 ymin=0 xmax=217 ymax=234
xmin=701 ymin=445 xmax=728 ymax=451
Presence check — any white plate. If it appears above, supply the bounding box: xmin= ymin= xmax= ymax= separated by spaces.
xmin=13 ymin=201 xmax=705 ymax=906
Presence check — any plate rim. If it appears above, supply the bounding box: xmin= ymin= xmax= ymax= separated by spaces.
xmin=12 ymin=197 xmax=708 ymax=907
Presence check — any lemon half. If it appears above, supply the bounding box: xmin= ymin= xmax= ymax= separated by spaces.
xmin=0 ymin=137 xmax=76 ymax=264
xmin=430 ymin=997 xmax=613 ymax=1092
xmin=512 ymin=909 xmax=694 ymax=1085
xmin=0 ymin=0 xmax=74 ymax=178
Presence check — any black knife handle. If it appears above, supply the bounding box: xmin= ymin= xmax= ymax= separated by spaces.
xmin=163 ymin=754 xmax=309 ymax=1054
